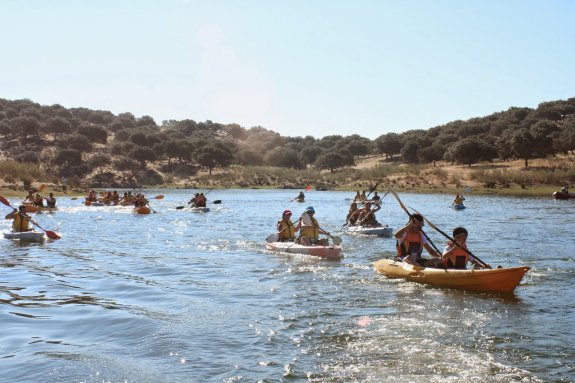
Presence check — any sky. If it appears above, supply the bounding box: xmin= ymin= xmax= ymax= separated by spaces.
xmin=1 ymin=0 xmax=574 ymax=139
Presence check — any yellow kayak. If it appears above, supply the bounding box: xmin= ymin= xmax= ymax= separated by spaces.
xmin=374 ymin=259 xmax=530 ymax=293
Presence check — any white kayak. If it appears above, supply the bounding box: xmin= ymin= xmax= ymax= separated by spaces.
xmin=190 ymin=207 xmax=210 ymax=213
xmin=344 ymin=224 xmax=393 ymax=237
xmin=264 ymin=234 xmax=343 ymax=260
xmin=3 ymin=230 xmax=45 ymax=242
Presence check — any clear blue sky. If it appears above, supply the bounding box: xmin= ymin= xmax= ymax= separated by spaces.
xmin=1 ymin=0 xmax=574 ymax=139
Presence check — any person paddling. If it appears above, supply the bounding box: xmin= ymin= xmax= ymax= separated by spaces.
xmin=357 ymin=201 xmax=380 ymax=227
xmin=277 ymin=210 xmax=298 ymax=242
xmin=5 ymin=205 xmax=32 ymax=232
xmin=442 ymin=227 xmax=491 ymax=269
xmin=345 ymin=202 xmax=361 ymax=226
xmin=452 ymin=194 xmax=465 ymax=205
xmin=45 ymin=193 xmax=57 ymax=208
xmin=297 ymin=206 xmax=331 ymax=246
xmin=394 ymin=213 xmax=442 ymax=267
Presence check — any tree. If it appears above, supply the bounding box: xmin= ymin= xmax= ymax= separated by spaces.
xmin=263 ymin=147 xmax=304 ymax=169
xmin=418 ymin=145 xmax=444 ymax=167
xmin=194 ymin=145 xmax=234 ymax=174
xmin=53 ymin=149 xmax=82 ymax=166
xmin=236 ymin=148 xmax=263 ymax=165
xmin=77 ymin=123 xmax=108 ymax=144
xmin=444 ymin=138 xmax=498 ymax=166
xmin=301 ymin=145 xmax=322 ymax=166
xmin=130 ymin=147 xmax=156 ymax=168
xmin=58 ymin=134 xmax=93 ymax=153
xmin=113 ymin=157 xmax=140 ymax=181
xmin=44 ymin=117 xmax=72 ymax=137
xmin=315 ymin=151 xmax=347 ymax=172
xmin=510 ymin=128 xmax=537 ymax=167
xmin=375 ymin=133 xmax=403 ymax=159
xmin=400 ymin=142 xmax=419 ymax=163
xmin=11 ymin=116 xmax=40 ymax=142
xmin=87 ymin=153 xmax=111 ymax=175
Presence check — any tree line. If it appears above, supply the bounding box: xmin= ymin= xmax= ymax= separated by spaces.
xmin=0 ymin=97 xmax=574 ymax=187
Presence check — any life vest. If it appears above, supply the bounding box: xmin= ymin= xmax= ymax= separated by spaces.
xmin=300 ymin=216 xmax=320 ymax=238
xmin=12 ymin=213 xmax=31 ymax=232
xmin=444 ymin=241 xmax=468 ymax=269
xmin=196 ymin=196 xmax=206 ymax=207
xmin=46 ymin=198 xmax=56 ymax=208
xmin=277 ymin=219 xmax=296 ymax=240
xmin=454 ymin=197 xmax=463 ymax=205
xmin=397 ymin=230 xmax=423 ymax=258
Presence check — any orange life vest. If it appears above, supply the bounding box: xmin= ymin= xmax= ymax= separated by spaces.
xmin=397 ymin=230 xmax=423 ymax=258
xmin=444 ymin=242 xmax=468 ymax=269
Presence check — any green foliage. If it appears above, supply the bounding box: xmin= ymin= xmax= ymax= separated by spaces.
xmin=0 ymin=160 xmax=42 ymax=183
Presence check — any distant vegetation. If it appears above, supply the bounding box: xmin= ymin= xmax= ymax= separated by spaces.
xmin=0 ymin=97 xmax=574 ymax=189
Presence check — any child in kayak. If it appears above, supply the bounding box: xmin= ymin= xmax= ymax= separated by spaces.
xmin=394 ymin=213 xmax=442 ymax=267
xmin=442 ymin=227 xmax=491 ymax=269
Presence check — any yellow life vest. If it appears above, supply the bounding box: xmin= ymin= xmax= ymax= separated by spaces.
xmin=13 ymin=214 xmax=31 ymax=232
xmin=277 ymin=219 xmax=296 ymax=240
xmin=300 ymin=216 xmax=320 ymax=238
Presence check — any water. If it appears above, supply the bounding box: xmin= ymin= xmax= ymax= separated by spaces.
xmin=1 ymin=189 xmax=573 ymax=383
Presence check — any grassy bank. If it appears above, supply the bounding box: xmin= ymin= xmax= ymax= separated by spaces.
xmin=1 ymin=156 xmax=573 ymax=199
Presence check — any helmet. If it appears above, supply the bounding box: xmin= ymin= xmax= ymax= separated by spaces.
xmin=305 ymin=206 xmax=315 ymax=213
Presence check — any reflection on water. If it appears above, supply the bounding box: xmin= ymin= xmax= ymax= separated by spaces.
xmin=0 ymin=190 xmax=573 ymax=382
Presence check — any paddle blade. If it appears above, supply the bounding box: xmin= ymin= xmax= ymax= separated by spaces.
xmin=212 ymin=200 xmax=222 ymax=204
xmin=0 ymin=195 xmax=13 ymax=207
xmin=154 ymin=195 xmax=164 ymax=199
xmin=266 ymin=233 xmax=279 ymax=243
xmin=38 ymin=183 xmax=47 ymax=192
xmin=330 ymin=235 xmax=342 ymax=246
xmin=175 ymin=206 xmax=185 ymax=210
xmin=305 ymin=185 xmax=312 ymax=191
xmin=45 ymin=230 xmax=61 ymax=240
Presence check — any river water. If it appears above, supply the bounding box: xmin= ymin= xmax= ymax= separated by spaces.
xmin=1 ymin=189 xmax=573 ymax=383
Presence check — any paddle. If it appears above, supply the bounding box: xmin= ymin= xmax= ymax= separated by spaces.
xmin=366 ymin=182 xmax=379 ymax=199
xmin=290 ymin=185 xmax=312 ymax=201
xmin=386 ymin=188 xmax=443 ymax=256
xmin=0 ymin=196 xmax=61 ymax=240
xmin=266 ymin=233 xmax=279 ymax=242
xmin=407 ymin=206 xmax=491 ymax=269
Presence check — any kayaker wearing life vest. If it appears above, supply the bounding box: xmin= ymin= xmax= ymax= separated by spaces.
xmin=394 ymin=213 xmax=441 ymax=267
xmin=357 ymin=202 xmax=380 ymax=227
xmin=277 ymin=210 xmax=298 ymax=242
xmin=452 ymin=194 xmax=465 ymax=205
xmin=5 ymin=205 xmax=32 ymax=232
xmin=297 ymin=206 xmax=331 ymax=246
xmin=345 ymin=202 xmax=361 ymax=225
xmin=442 ymin=227 xmax=490 ymax=269
xmin=194 ymin=193 xmax=207 ymax=207
xmin=45 ymin=193 xmax=57 ymax=208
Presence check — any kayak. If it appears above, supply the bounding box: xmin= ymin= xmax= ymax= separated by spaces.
xmin=344 ymin=224 xmax=393 ymax=237
xmin=295 ymin=198 xmax=305 ymax=203
xmin=24 ymin=204 xmax=42 ymax=213
xmin=84 ymin=200 xmax=106 ymax=206
xmin=374 ymin=259 xmax=530 ymax=293
xmin=265 ymin=237 xmax=342 ymax=260
xmin=133 ymin=206 xmax=152 ymax=214
xmin=553 ymin=191 xmax=575 ymax=200
xmin=3 ymin=230 xmax=45 ymax=242
xmin=190 ymin=207 xmax=210 ymax=213
xmin=452 ymin=204 xmax=466 ymax=210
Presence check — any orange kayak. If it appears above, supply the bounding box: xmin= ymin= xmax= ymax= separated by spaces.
xmin=374 ymin=259 xmax=530 ymax=293
xmin=133 ymin=206 xmax=152 ymax=214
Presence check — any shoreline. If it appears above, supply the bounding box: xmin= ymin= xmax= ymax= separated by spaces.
xmin=0 ymin=182 xmax=561 ymax=199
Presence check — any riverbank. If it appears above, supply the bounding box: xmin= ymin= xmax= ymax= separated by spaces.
xmin=0 ymin=155 xmax=572 ymax=199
